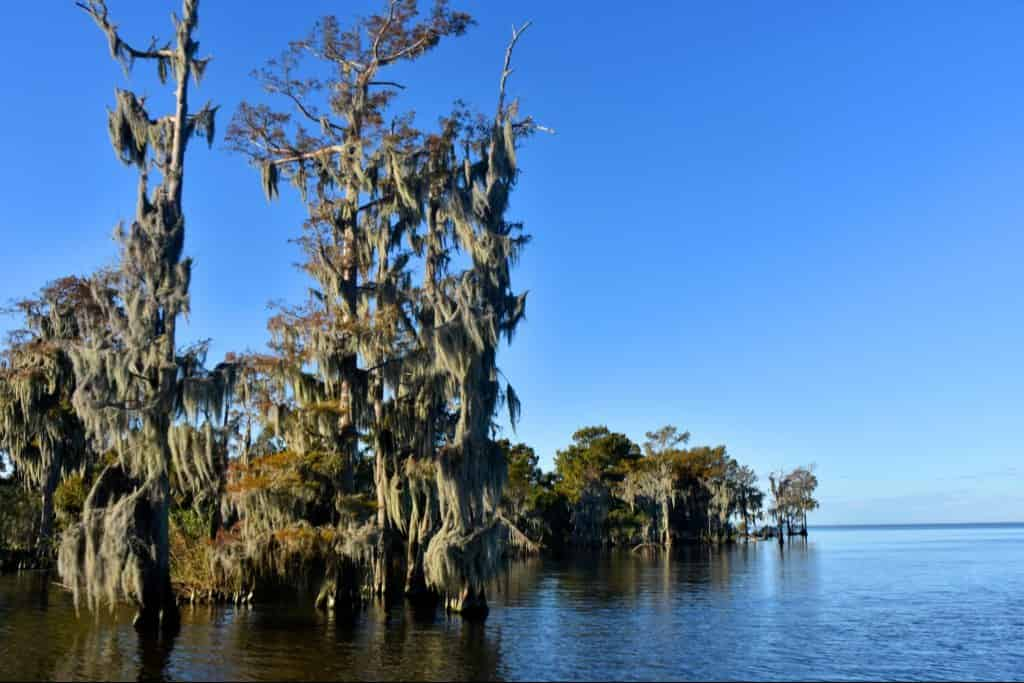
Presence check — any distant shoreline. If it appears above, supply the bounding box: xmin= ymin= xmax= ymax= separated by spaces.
xmin=811 ymin=528 xmax=1019 ymax=532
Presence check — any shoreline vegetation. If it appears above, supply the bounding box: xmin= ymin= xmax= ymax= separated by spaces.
xmin=2 ymin=422 xmax=820 ymax=608
xmin=0 ymin=0 xmax=819 ymax=629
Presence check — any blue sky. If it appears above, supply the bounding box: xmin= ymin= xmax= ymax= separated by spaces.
xmin=2 ymin=1 xmax=1022 ymax=524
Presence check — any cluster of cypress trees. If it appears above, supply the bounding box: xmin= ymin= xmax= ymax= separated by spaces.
xmin=498 ymin=426 xmax=815 ymax=552
xmin=0 ymin=0 xmax=543 ymax=632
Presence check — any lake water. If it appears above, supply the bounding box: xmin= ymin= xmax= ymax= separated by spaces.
xmin=1 ymin=524 xmax=1022 ymax=681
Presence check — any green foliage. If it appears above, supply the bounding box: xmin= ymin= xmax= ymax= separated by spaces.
xmin=54 ymin=473 xmax=87 ymax=527
xmin=642 ymin=425 xmax=690 ymax=457
xmin=507 ymin=424 xmax=787 ymax=549
xmin=171 ymin=506 xmax=211 ymax=543
xmin=502 ymin=440 xmax=541 ymax=510
xmin=553 ymin=426 xmax=640 ymax=503
xmin=606 ymin=507 xmax=651 ymax=545
xmin=169 ymin=504 xmax=235 ymax=594
xmin=549 ymin=427 xmax=640 ymax=546
xmin=0 ymin=480 xmax=38 ymax=552
xmin=525 ymin=477 xmax=572 ymax=549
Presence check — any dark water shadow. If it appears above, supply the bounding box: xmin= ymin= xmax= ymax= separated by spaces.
xmin=136 ymin=627 xmax=178 ymax=682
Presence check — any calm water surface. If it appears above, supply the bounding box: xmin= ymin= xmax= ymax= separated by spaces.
xmin=1 ymin=524 xmax=1022 ymax=681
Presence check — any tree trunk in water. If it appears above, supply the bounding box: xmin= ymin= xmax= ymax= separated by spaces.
xmin=370 ymin=532 xmax=394 ymax=600
xmin=133 ymin=471 xmax=179 ymax=634
xmin=404 ymin=537 xmax=431 ymax=601
xmin=370 ymin=404 xmax=391 ymax=599
xmin=371 ymin=518 xmax=390 ymax=599
xmin=445 ymin=582 xmax=488 ymax=618
xmin=37 ymin=464 xmax=60 ymax=562
xmin=404 ymin=482 xmax=439 ymax=605
xmin=661 ymin=499 xmax=672 ymax=549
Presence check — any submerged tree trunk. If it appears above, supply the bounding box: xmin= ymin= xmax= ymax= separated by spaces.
xmin=37 ymin=462 xmax=60 ymax=561
xmin=661 ymin=498 xmax=673 ymax=549
xmin=402 ymin=458 xmax=441 ymax=603
xmin=405 ymin=535 xmax=431 ymax=600
xmin=134 ymin=469 xmax=179 ymax=632
xmin=372 ymin=442 xmax=391 ymax=599
xmin=444 ymin=583 xmax=488 ymax=617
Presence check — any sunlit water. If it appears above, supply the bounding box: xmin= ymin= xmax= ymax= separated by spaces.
xmin=1 ymin=524 xmax=1022 ymax=681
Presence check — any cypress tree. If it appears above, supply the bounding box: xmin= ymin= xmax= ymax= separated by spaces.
xmin=0 ymin=277 xmax=99 ymax=560
xmin=227 ymin=0 xmax=541 ymax=613
xmin=58 ymin=0 xmax=228 ymax=632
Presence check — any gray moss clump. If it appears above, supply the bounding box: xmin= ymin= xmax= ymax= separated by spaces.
xmin=58 ymin=465 xmax=158 ymax=614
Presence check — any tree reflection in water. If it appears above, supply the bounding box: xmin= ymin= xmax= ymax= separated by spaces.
xmin=4 ymin=529 xmax=1018 ymax=682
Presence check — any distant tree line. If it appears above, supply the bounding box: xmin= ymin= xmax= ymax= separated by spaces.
xmin=498 ymin=426 xmax=817 ymax=552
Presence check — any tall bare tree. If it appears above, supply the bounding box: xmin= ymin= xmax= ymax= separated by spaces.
xmin=58 ymin=0 xmax=228 ymax=633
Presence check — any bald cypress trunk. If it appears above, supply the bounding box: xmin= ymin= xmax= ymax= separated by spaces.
xmin=37 ymin=463 xmax=60 ymax=560
xmin=134 ymin=462 xmax=176 ymax=631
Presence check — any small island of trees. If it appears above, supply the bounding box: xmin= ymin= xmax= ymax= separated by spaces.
xmin=0 ymin=0 xmax=819 ymax=634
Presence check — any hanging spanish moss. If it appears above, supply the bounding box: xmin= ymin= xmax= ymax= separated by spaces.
xmin=495 ymin=441 xmax=546 ymax=555
xmin=0 ymin=277 xmax=99 ymax=559
xmin=58 ymin=464 xmax=160 ymax=614
xmin=418 ymin=86 xmax=533 ymax=612
xmin=618 ymin=427 xmax=691 ymax=548
xmin=58 ymin=0 xmax=224 ymax=633
xmin=212 ymin=355 xmax=380 ymax=607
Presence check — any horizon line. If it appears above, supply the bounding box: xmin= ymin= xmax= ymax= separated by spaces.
xmin=811 ymin=521 xmax=1024 ymax=528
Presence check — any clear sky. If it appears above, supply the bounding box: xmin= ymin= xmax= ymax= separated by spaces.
xmin=2 ymin=1 xmax=1022 ymax=525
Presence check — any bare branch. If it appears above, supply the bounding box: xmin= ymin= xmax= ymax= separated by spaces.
xmin=267 ymin=144 xmax=348 ymax=166
xmin=379 ymin=34 xmax=436 ymax=66
xmin=371 ymin=0 xmax=400 ymax=64
xmin=278 ymin=90 xmax=346 ymax=135
xmin=76 ymin=0 xmax=175 ymax=69
xmin=497 ymin=21 xmax=532 ymax=120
